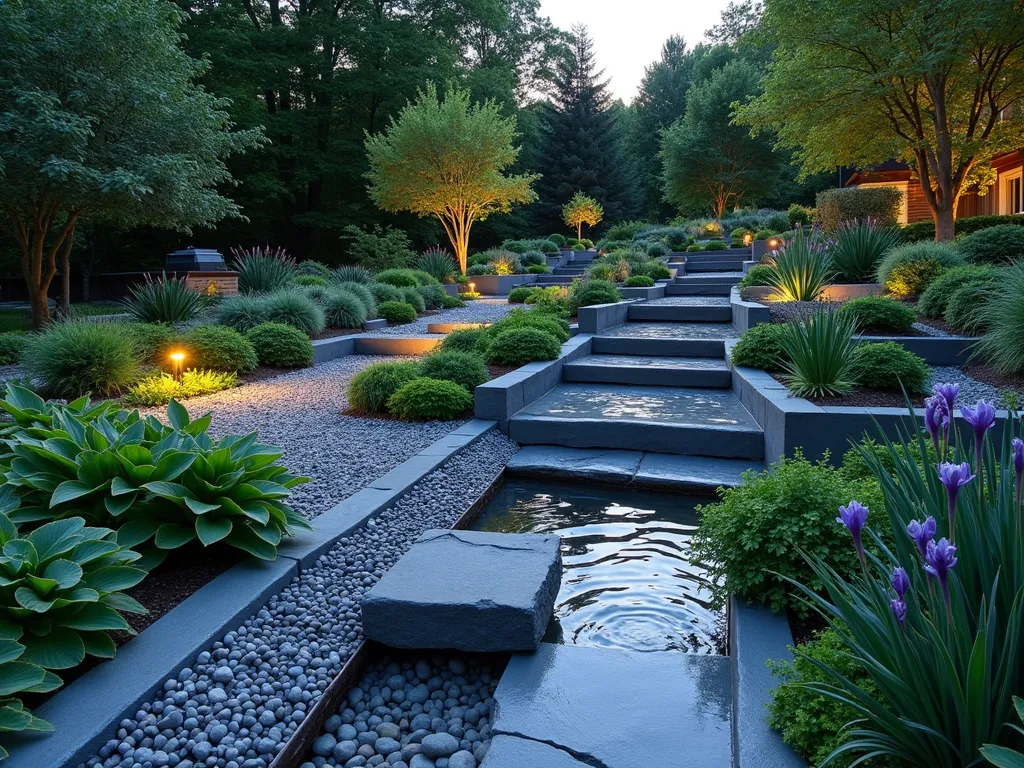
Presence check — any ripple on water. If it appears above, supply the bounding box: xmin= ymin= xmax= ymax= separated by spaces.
xmin=471 ymin=481 xmax=723 ymax=654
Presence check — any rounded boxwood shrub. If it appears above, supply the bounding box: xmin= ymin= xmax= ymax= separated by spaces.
xmin=0 ymin=332 xmax=28 ymax=365
xmin=485 ymin=327 xmax=561 ymax=366
xmin=955 ymin=224 xmax=1024 ymax=264
xmin=347 ymin=361 xmax=420 ymax=413
xmin=508 ymin=286 xmax=539 ymax=304
xmin=916 ymin=265 xmax=1000 ymax=318
xmin=323 ymin=289 xmax=368 ymax=328
xmin=703 ymin=240 xmax=728 ymax=251
xmin=549 ymin=233 xmax=566 ymax=245
xmin=215 ymin=293 xmax=270 ymax=332
xmin=440 ymin=328 xmax=486 ymax=355
xmin=378 ymin=301 xmax=417 ymax=324
xmin=850 ymin=341 xmax=930 ymax=393
xmin=441 ymin=295 xmax=464 ymax=309
xmin=182 ymin=324 xmax=258 ymax=373
xmin=646 ymin=242 xmax=668 ymax=257
xmin=685 ymin=244 xmax=702 ymax=252
xmin=263 ymin=289 xmax=326 ymax=336
xmin=244 ymin=322 xmax=314 ymax=368
xmin=691 ymin=452 xmax=887 ymax=617
xmin=944 ymin=280 xmax=998 ymax=334
xmin=486 ymin=309 xmax=570 ymax=344
xmin=293 ymin=275 xmax=328 ymax=287
xmin=369 ymin=282 xmax=404 ymax=305
xmin=739 ymin=265 xmax=774 ymax=288
xmin=730 ymin=323 xmax=789 ymax=372
xmin=418 ymin=284 xmax=447 ymax=310
xmin=129 ymin=322 xmax=179 ymax=363
xmin=837 ymin=296 xmax=916 ymax=333
xmin=874 ymin=242 xmax=964 ymax=298
xmin=375 ymin=269 xmax=419 ymax=288
xmin=387 ymin=377 xmax=473 ymax=421
xmin=526 ymin=264 xmax=548 ymax=274
xmin=400 ymin=286 xmax=427 ymax=313
xmin=418 ymin=351 xmax=489 ymax=391
xmin=23 ymin=321 xmax=141 ymax=397
xmin=568 ymin=280 xmax=622 ymax=314
xmin=644 ymin=260 xmax=671 ymax=280
xmin=623 ymin=275 xmax=655 ymax=287
xmin=338 ymin=281 xmax=377 ymax=319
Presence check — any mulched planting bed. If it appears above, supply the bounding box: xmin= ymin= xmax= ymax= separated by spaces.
xmin=961 ymin=363 xmax=1024 ymax=394
xmin=770 ymin=374 xmax=917 ymax=408
xmin=486 ymin=364 xmax=517 ymax=379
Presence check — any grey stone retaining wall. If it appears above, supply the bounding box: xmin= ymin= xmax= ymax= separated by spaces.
xmin=475 ymin=335 xmax=592 ymax=429
xmin=312 ymin=334 xmax=440 ymax=363
xmin=618 ymin=284 xmax=667 ymax=301
xmin=470 ymin=274 xmax=538 ymax=296
xmin=576 ymin=300 xmax=636 ymax=334
xmin=730 ymin=287 xmax=770 ymax=333
xmin=6 ymin=421 xmax=497 ymax=768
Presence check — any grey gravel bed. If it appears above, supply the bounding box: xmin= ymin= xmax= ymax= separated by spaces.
xmin=365 ymin=301 xmax=514 ymax=337
xmin=80 ymin=429 xmax=519 ymax=768
xmin=303 ymin=655 xmax=500 ymax=768
xmin=931 ymin=366 xmax=1023 ymax=409
xmin=148 ymin=356 xmax=462 ymax=520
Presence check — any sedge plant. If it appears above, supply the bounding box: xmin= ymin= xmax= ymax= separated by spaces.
xmin=779 ymin=307 xmax=859 ymax=397
xmin=767 ymin=228 xmax=834 ymax=301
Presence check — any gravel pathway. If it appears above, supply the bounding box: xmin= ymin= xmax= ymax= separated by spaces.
xmin=914 ymin=321 xmax=950 ymax=337
xmin=931 ymin=366 xmax=1024 ymax=409
xmin=81 ymin=430 xmax=519 ymax=768
xmin=366 ymin=301 xmax=514 ymax=337
xmin=153 ymin=356 xmax=463 ymax=520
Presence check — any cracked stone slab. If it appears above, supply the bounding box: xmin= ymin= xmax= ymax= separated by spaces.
xmin=493 ymin=643 xmax=732 ymax=768
xmin=505 ymin=445 xmax=643 ymax=483
xmin=481 ymin=735 xmax=590 ymax=767
xmin=361 ymin=529 xmax=561 ymax=652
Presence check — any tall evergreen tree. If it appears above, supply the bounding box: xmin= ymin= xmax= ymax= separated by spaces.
xmin=531 ymin=25 xmax=635 ymax=234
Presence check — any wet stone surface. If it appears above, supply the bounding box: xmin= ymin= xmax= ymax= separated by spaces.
xmin=597 ymin=322 xmax=738 ymax=340
xmin=570 ymin=354 xmax=726 ymax=370
xmin=645 ymin=296 xmax=731 ymax=306
xmin=78 ymin=431 xmax=519 ymax=768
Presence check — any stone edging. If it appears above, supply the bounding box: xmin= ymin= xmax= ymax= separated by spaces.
xmin=730 ymin=287 xmax=770 ymax=333
xmin=618 ymin=284 xmax=667 ymax=301
xmin=7 ymin=420 xmax=497 ymax=768
xmin=576 ymin=299 xmax=637 ymax=334
xmin=312 ymin=334 xmax=440 ymax=363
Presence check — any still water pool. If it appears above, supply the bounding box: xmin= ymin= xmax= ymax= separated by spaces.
xmin=470 ymin=479 xmax=723 ymax=654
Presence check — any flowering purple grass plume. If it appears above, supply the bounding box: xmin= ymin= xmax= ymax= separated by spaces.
xmin=837 ymin=500 xmax=869 ymax=563
xmin=907 ymin=516 xmax=937 ymax=558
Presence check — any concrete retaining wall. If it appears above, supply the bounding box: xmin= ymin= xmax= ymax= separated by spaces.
xmin=470 ymin=274 xmax=538 ymax=296
xmin=618 ymin=284 xmax=667 ymax=301
xmin=577 ymin=300 xmax=636 ymax=334
xmin=312 ymin=333 xmax=440 ymax=363
xmin=730 ymin=287 xmax=770 ymax=333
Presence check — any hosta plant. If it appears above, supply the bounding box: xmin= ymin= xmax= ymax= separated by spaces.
xmin=0 ymin=387 xmax=310 ymax=562
xmin=786 ymin=386 xmax=1024 ymax=766
xmin=122 ymin=273 xmax=202 ymax=324
xmin=0 ymin=634 xmax=56 ymax=760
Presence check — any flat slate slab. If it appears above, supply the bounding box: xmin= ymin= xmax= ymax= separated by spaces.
xmin=361 ymin=529 xmax=561 ymax=652
xmin=481 ymin=735 xmax=589 ymax=767
xmin=492 ymin=643 xmax=732 ymax=768
xmin=597 ymin=321 xmax=738 ymax=340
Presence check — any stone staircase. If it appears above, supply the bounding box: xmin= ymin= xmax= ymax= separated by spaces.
xmin=666 ymin=271 xmax=743 ymax=296
xmin=507 ymin=294 xmax=765 ymax=468
xmin=682 ymin=250 xmax=749 ymax=273
xmin=532 ymin=250 xmax=597 ymax=288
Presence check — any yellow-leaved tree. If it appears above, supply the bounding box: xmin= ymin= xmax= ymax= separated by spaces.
xmin=562 ymin=192 xmax=603 ymax=242
xmin=364 ymin=83 xmax=538 ymax=274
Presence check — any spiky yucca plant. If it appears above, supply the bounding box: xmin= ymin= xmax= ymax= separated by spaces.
xmin=230 ymin=246 xmax=295 ymax=293
xmin=768 ymin=228 xmax=833 ymax=301
xmin=780 ymin=307 xmax=859 ymax=397
xmin=829 ymin=218 xmax=903 ymax=283
xmin=417 ymin=247 xmax=459 ymax=283
xmin=122 ymin=273 xmax=202 ymax=323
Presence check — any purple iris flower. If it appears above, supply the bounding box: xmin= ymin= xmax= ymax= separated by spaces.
xmin=924 ymin=538 xmax=958 ymax=609
xmin=891 ymin=567 xmax=910 ymax=599
xmin=938 ymin=462 xmax=975 ymax=543
xmin=907 ymin=516 xmax=937 ymax=558
xmin=1014 ymin=438 xmax=1024 ymax=526
xmin=837 ymin=500 xmax=869 ymax=563
xmin=961 ymin=399 xmax=997 ymax=471
xmin=890 ymin=598 xmax=907 ymax=628
xmin=933 ymin=383 xmax=959 ymax=415
xmin=924 ymin=395 xmax=950 ymax=453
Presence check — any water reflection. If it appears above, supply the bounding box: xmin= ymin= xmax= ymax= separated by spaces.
xmin=472 ymin=481 xmax=723 ymax=654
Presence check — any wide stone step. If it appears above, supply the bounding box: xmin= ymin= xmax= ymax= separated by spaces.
xmin=628 ymin=303 xmax=731 ymax=323
xmin=508 ymin=383 xmax=763 ymax=459
xmin=666 ymin=283 xmax=734 ymax=296
xmin=674 ymin=272 xmax=743 ymax=283
xmin=553 ymin=266 xmax=587 ymax=275
xmin=686 ymin=261 xmax=745 ymax=272
xmin=564 ymin=354 xmax=731 ymax=387
xmin=533 ymin=274 xmax=576 ymax=284
xmin=505 ymin=445 xmax=764 ymax=491
xmin=592 ymin=322 xmax=735 ymax=357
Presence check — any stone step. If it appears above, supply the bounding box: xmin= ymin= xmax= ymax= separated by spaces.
xmin=674 ymin=272 xmax=743 ymax=284
xmin=505 ymin=445 xmax=763 ymax=491
xmin=591 ymin=322 xmax=735 ymax=357
xmin=508 ymin=383 xmax=763 ymax=459
xmin=552 ymin=266 xmax=587 ymax=275
xmin=533 ymin=274 xmax=576 ymax=284
xmin=564 ymin=354 xmax=731 ymax=387
xmin=686 ymin=261 xmax=745 ymax=272
xmin=665 ymin=283 xmax=734 ymax=296
xmin=628 ymin=303 xmax=732 ymax=323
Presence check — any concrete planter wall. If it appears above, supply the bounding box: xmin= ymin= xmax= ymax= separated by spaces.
xmin=470 ymin=274 xmax=537 ymax=296
xmin=443 ymin=284 xmax=460 ymax=297
xmin=751 ymin=240 xmax=782 ymax=261
xmin=618 ymin=284 xmax=667 ymax=301
xmin=743 ymin=283 xmax=885 ymax=302
xmin=577 ymin=300 xmax=636 ymax=334
xmin=730 ymin=287 xmax=770 ymax=333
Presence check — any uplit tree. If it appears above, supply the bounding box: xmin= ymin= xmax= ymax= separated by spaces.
xmin=365 ymin=83 xmax=538 ymax=274
xmin=562 ymin=193 xmax=603 ymax=241
xmin=737 ymin=0 xmax=1024 ymax=241
xmin=0 ymin=0 xmax=264 ymax=326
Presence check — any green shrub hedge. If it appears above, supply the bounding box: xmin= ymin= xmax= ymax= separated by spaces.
xmin=182 ymin=325 xmax=258 ymax=373
xmin=916 ymin=265 xmax=1000 ymax=318
xmin=729 ymin=323 xmax=788 ymax=372
xmin=874 ymin=242 xmax=963 ymax=298
xmin=816 ymin=186 xmax=904 ymax=233
xmin=837 ymin=296 xmax=916 ymax=333
xmin=901 ymin=213 xmax=1024 ymax=243
xmin=623 ymin=275 xmax=655 ymax=287
xmin=400 ymin=286 xmax=427 ymax=312
xmin=954 ymin=223 xmax=1024 ymax=264
xmin=418 ymin=351 xmax=489 ymax=391
xmin=347 ymin=361 xmax=420 ymax=413
xmin=439 ymin=328 xmax=487 ymax=355
xmin=387 ymin=378 xmax=473 ymax=421
xmin=244 ymin=322 xmax=314 ymax=368
xmin=508 ymin=286 xmax=539 ymax=304
xmin=850 ymin=341 xmax=930 ymax=393
xmin=378 ymin=301 xmax=417 ymax=324
xmin=568 ymin=280 xmax=621 ymax=314
xmin=739 ymin=265 xmax=774 ymax=288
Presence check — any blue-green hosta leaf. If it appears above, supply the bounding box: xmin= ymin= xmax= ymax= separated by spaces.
xmin=9 ymin=505 xmax=58 ymax=525
xmin=20 ymin=627 xmax=85 ymax=669
xmin=251 ymin=523 xmax=282 ymax=547
xmin=109 ymin=476 xmax=139 ymax=497
xmin=232 ymin=484 xmax=269 ymax=503
xmin=75 ymin=449 xmax=122 ymax=487
xmin=195 ymin=516 xmax=232 ymax=547
xmin=979 ymin=745 xmax=1024 ymax=767
xmin=116 ymin=519 xmax=161 ymax=549
xmin=114 ymin=418 xmax=146 ymax=447
xmin=0 ymin=661 xmax=45 ymax=697
xmin=228 ymin=525 xmax=277 ymax=561
xmin=141 ymin=481 xmax=189 ymax=502
xmin=0 ymin=575 xmax=21 ymax=588
xmin=72 ymin=538 xmax=120 ymax=566
xmin=206 ymin=447 xmax=234 ymax=477
xmin=0 ymin=642 xmax=23 ymax=666
xmin=246 ymin=480 xmax=291 ymax=499
xmin=0 ymin=701 xmax=33 ymax=732
xmin=184 ymin=497 xmax=220 ymax=516
xmin=80 ymin=630 xmax=117 ymax=658
xmin=166 ymin=399 xmax=190 ymax=430
xmin=24 ymin=669 xmax=62 ymax=694
xmin=3 ymin=385 xmax=46 ymax=415
xmin=104 ymin=491 xmax=137 ymax=517
xmin=14 ymin=588 xmax=56 ymax=613
xmin=54 ymin=588 xmax=99 ymax=605
xmin=28 ymin=518 xmax=85 ymax=562
xmin=23 ymin=575 xmax=59 ymax=597
xmin=42 ymin=559 xmax=83 ymax=590
xmin=239 ymin=503 xmax=270 ymax=526
xmin=284 ymin=507 xmax=313 ymax=533
xmin=2 ymin=540 xmax=38 ymax=570
xmin=154 ymin=524 xmax=197 ymax=550
xmin=83 ymin=566 xmax=146 ymax=594
xmin=0 ymin=509 xmax=17 ymax=545
xmin=61 ymin=604 xmax=129 ymax=632
xmin=182 ymin=412 xmax=213 ymax=438
xmin=104 ymin=592 xmax=147 ymax=615
xmin=57 ymin=411 xmax=87 ymax=446
xmin=50 ymin=480 xmax=104 ymax=508
xmin=0 ymin=623 xmax=22 ymax=642
xmin=153 ymin=450 xmax=197 ymax=482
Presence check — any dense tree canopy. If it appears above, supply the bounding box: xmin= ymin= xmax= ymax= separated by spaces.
xmin=738 ymin=0 xmax=1024 ymax=240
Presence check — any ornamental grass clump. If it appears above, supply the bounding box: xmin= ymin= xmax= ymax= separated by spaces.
xmin=262 ymin=289 xmax=326 ymax=336
xmin=23 ymin=321 xmax=141 ymax=398
xmin=347 ymin=361 xmax=420 ymax=414
xmin=975 ymin=262 xmax=1024 ymax=373
xmin=323 ymin=288 xmax=368 ymax=329
xmin=767 ymin=228 xmax=833 ymax=301
xmin=780 ymin=307 xmax=859 ymax=397
xmin=875 ymin=242 xmax=964 ymax=298
xmin=781 ymin=384 xmax=1024 ymax=766
xmin=417 ymin=248 xmax=459 ymax=283
xmin=231 ymin=246 xmax=296 ymax=293
xmin=386 ymin=378 xmax=473 ymax=421
xmin=418 ymin=351 xmax=488 ymax=392
xmin=828 ymin=218 xmax=903 ymax=283
xmin=122 ymin=273 xmax=202 ymax=323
